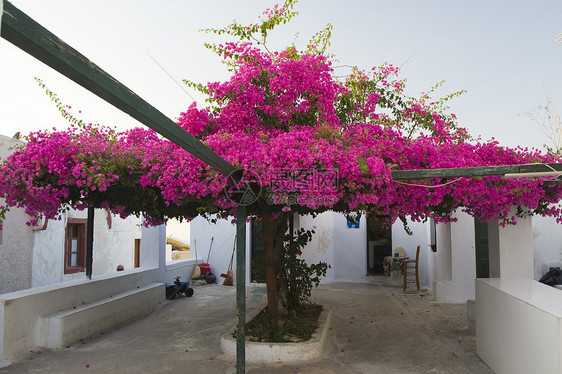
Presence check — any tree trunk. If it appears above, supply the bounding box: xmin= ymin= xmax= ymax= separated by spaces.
xmin=275 ymin=219 xmax=289 ymax=315
xmin=262 ymin=213 xmax=289 ymax=326
xmin=262 ymin=214 xmax=278 ymax=325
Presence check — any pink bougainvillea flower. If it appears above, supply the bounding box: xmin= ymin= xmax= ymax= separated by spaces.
xmin=2 ymin=0 xmax=562 ymax=343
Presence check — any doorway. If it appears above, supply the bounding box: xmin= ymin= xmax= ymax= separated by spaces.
xmin=474 ymin=218 xmax=489 ymax=278
xmin=134 ymin=239 xmax=141 ymax=268
xmin=367 ymin=215 xmax=392 ymax=274
xmin=250 ymin=219 xmax=266 ymax=283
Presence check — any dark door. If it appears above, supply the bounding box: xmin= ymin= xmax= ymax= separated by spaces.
xmin=474 ymin=218 xmax=489 ymax=278
xmin=250 ymin=219 xmax=266 ymax=283
xmin=367 ymin=215 xmax=392 ymax=274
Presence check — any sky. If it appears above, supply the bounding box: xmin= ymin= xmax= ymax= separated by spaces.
xmin=1 ymin=0 xmax=562 ymax=151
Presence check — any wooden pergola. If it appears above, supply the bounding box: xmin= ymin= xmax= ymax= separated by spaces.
xmin=1 ymin=1 xmax=248 ymax=372
xmin=392 ymin=164 xmax=562 ymax=180
xmin=2 ymin=2 xmax=561 ymax=372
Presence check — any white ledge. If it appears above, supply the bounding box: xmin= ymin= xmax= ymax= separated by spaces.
xmin=477 ymin=277 xmax=562 ymax=318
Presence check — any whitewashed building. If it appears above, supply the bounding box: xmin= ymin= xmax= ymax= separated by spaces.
xmin=4 ymin=130 xmax=562 ymax=371
xmin=0 ymin=134 xmax=145 ymax=292
xmin=0 ymin=133 xmax=196 ymax=365
xmin=190 ymin=207 xmax=562 ymax=303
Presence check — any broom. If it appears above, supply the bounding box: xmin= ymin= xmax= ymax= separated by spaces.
xmin=220 ymin=235 xmax=236 ymax=286
xmin=191 ymin=239 xmax=201 ymax=279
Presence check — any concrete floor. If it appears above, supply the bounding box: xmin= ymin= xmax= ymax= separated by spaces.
xmin=0 ymin=277 xmax=493 ymax=374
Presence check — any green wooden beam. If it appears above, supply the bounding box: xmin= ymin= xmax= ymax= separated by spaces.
xmin=391 ymin=163 xmax=562 ymax=180
xmin=1 ymin=0 xmax=235 ymax=177
xmin=2 ymin=2 xmax=246 ymax=371
xmin=517 ymin=163 xmax=562 ymax=174
xmin=392 ymin=165 xmax=519 ymax=180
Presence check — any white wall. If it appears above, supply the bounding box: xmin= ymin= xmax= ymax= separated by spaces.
xmin=0 ymin=135 xmax=34 ymax=294
xmin=431 ymin=212 xmax=477 ymax=303
xmin=189 ymin=209 xmax=562 ymax=298
xmin=431 ymin=208 xmax=562 ymax=304
xmin=189 ymin=216 xmax=247 ymax=284
xmin=431 ymin=220 xmax=452 ymax=284
xmin=0 ymin=205 xmax=34 ymax=294
xmin=139 ymin=224 xmax=160 ymax=269
xmin=490 ymin=210 xmax=534 ymax=279
xmin=190 ymin=213 xmax=343 ymax=285
xmin=92 ymin=213 xmax=141 ymax=274
xmin=142 ymin=223 xmax=197 ymax=284
xmin=532 ymin=214 xmax=562 ymax=279
xmin=190 ymin=213 xmax=339 ymax=286
xmin=31 ymin=210 xmax=142 ymax=287
xmin=31 ymin=218 xmax=68 ymax=287
xmin=300 ymin=213 xmax=336 ymax=281
xmin=332 ymin=213 xmax=366 ymax=281
xmin=0 ymin=133 xmax=144 ymax=291
xmin=190 ymin=212 xmax=432 ymax=286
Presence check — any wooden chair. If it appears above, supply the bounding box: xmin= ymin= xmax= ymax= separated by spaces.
xmin=403 ymin=245 xmax=420 ymax=291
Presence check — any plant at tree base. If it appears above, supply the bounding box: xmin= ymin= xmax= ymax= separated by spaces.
xmin=2 ymin=0 xmax=562 ymax=329
xmin=282 ymin=227 xmax=327 ymax=313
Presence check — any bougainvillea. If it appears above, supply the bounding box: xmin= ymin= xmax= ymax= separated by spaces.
xmin=2 ymin=0 xmax=562 ymax=322
xmin=3 ymin=44 xmax=561 ymax=225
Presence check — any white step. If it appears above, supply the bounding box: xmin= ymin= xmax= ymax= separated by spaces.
xmin=37 ymin=283 xmax=163 ymax=348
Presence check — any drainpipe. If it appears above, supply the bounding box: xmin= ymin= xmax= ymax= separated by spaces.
xmin=86 ymin=206 xmax=94 ymax=279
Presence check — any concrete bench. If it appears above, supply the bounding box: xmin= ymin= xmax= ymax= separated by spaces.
xmin=37 ymin=283 xmax=162 ymax=348
xmin=476 ymin=278 xmax=562 ymax=374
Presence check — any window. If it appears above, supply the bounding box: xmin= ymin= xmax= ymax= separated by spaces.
xmin=64 ymin=219 xmax=87 ymax=274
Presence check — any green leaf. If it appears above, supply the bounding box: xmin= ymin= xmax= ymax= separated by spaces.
xmin=358 ymin=157 xmax=369 ymax=174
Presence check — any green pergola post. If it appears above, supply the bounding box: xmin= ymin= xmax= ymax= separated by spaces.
xmin=2 ymin=1 xmax=248 ymax=372
xmin=236 ymin=205 xmax=247 ymax=374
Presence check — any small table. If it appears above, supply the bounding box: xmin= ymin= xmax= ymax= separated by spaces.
xmin=383 ymin=256 xmax=408 ymax=276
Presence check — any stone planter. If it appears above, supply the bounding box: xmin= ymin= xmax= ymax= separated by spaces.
xmin=221 ymin=308 xmax=332 ymax=363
